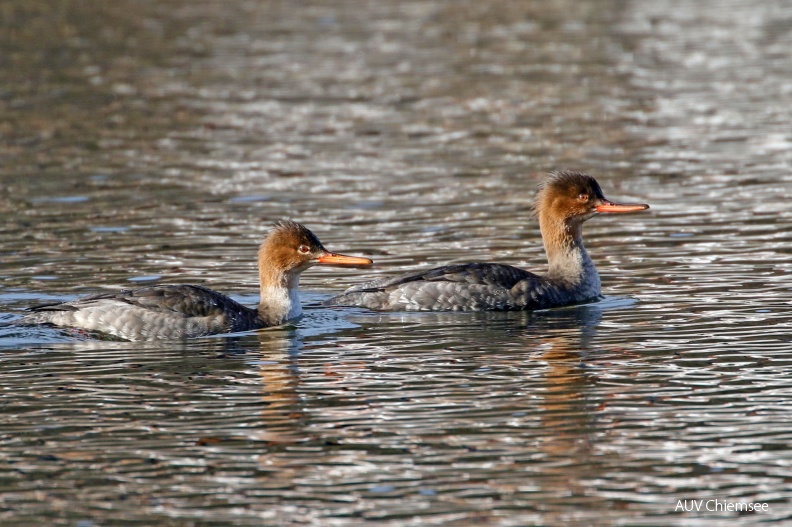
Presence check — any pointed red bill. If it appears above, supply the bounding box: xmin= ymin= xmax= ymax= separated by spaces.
xmin=595 ymin=200 xmax=650 ymax=213
xmin=317 ymin=252 xmax=373 ymax=266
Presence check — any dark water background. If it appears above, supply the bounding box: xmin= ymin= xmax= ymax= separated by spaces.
xmin=2 ymin=0 xmax=792 ymax=525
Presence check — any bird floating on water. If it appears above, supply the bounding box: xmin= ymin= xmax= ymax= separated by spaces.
xmin=21 ymin=221 xmax=372 ymax=341
xmin=327 ymin=171 xmax=649 ymax=312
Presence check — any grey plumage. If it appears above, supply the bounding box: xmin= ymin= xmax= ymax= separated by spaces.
xmin=326 ymin=172 xmax=648 ymax=313
xmin=327 ymin=263 xmax=581 ymax=311
xmin=22 ymin=285 xmax=262 ymax=340
xmin=19 ymin=220 xmax=372 ymax=341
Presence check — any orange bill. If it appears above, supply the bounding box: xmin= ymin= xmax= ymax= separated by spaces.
xmin=317 ymin=252 xmax=373 ymax=266
xmin=595 ymin=200 xmax=650 ymax=213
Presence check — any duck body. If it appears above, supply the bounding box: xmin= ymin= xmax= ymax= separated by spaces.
xmin=331 ymin=261 xmax=599 ymax=312
xmin=328 ymin=171 xmax=648 ymax=312
xmin=20 ymin=221 xmax=372 ymax=341
xmin=22 ymin=285 xmax=263 ymax=340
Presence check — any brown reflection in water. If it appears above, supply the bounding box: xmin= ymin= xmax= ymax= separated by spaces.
xmin=529 ymin=306 xmax=617 ymax=523
xmin=539 ymin=338 xmax=591 ymax=455
xmin=253 ymin=329 xmax=309 ymax=447
xmin=479 ymin=308 xmax=603 ymax=515
xmin=293 ymin=309 xmax=606 ymax=517
xmin=532 ymin=320 xmax=596 ymax=520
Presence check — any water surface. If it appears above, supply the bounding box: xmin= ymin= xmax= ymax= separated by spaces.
xmin=2 ymin=0 xmax=792 ymax=525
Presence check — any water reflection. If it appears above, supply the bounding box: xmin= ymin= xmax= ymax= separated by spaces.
xmin=248 ymin=303 xmax=610 ymax=520
xmin=253 ymin=329 xmax=309 ymax=446
xmin=3 ymin=0 xmax=792 ymax=524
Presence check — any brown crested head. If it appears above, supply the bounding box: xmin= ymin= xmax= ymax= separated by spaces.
xmin=259 ymin=220 xmax=373 ymax=276
xmin=259 ymin=220 xmax=326 ymax=274
xmin=535 ymin=171 xmax=649 ymax=226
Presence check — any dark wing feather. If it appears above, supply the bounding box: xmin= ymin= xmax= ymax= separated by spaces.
xmin=329 ymin=263 xmax=555 ymax=311
xmin=346 ymin=263 xmax=537 ymax=292
xmin=29 ymin=284 xmax=254 ymax=319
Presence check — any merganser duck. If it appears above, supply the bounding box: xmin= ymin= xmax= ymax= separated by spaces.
xmin=327 ymin=171 xmax=648 ymax=312
xmin=20 ymin=221 xmax=372 ymax=341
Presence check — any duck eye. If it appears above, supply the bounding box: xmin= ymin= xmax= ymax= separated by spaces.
xmin=578 ymin=193 xmax=589 ymax=201
xmin=298 ymin=245 xmax=311 ymax=254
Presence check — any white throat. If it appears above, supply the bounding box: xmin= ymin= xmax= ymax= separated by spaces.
xmin=546 ymin=239 xmax=601 ymax=299
xmin=259 ymin=271 xmax=303 ymax=325
xmin=260 ymin=285 xmax=301 ymax=319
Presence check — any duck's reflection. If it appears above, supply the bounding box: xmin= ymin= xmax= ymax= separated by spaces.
xmin=252 ymin=328 xmax=309 ymax=445
xmin=323 ymin=303 xmax=608 ymax=514
xmin=523 ymin=305 xmax=603 ymax=520
xmin=250 ymin=303 xmax=605 ymax=434
xmin=245 ymin=301 xmax=620 ymax=523
xmin=527 ymin=304 xmax=600 ymax=450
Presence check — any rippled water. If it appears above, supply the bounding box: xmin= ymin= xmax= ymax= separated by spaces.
xmin=2 ymin=0 xmax=792 ymax=525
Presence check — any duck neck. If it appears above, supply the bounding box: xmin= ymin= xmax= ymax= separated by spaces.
xmin=257 ymin=263 xmax=302 ymax=326
xmin=539 ymin=215 xmax=601 ymax=299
